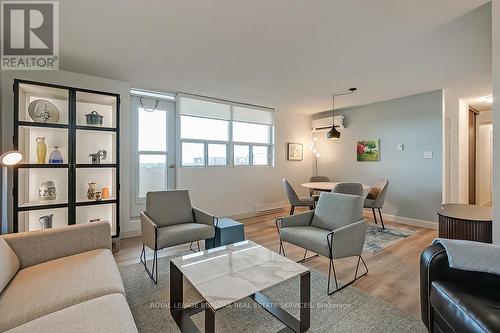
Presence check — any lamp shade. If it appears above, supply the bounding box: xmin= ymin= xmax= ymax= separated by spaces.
xmin=326 ymin=126 xmax=341 ymax=140
xmin=0 ymin=151 xmax=22 ymax=166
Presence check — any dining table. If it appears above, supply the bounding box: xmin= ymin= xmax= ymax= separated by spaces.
xmin=301 ymin=182 xmax=371 ymax=197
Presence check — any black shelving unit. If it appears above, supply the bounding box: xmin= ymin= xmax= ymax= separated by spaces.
xmin=13 ymin=79 xmax=120 ymax=237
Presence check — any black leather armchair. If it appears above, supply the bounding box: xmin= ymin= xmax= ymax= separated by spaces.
xmin=420 ymin=243 xmax=500 ymax=333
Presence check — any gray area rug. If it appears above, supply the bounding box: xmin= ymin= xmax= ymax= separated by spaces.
xmin=364 ymin=224 xmax=417 ymax=253
xmin=120 ymin=255 xmax=426 ymax=332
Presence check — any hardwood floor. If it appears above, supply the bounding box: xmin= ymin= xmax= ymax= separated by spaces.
xmin=114 ymin=208 xmax=436 ymax=316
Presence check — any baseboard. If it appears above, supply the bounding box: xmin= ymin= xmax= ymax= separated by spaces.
xmin=254 ymin=201 xmax=289 ymax=215
xmin=363 ymin=209 xmax=437 ymax=230
xmin=120 ymin=227 xmax=142 ymax=239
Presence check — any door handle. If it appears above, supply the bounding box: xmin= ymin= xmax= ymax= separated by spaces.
xmin=168 ymin=164 xmax=175 ymax=169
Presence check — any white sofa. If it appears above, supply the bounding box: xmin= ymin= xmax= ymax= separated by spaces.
xmin=0 ymin=223 xmax=137 ymax=333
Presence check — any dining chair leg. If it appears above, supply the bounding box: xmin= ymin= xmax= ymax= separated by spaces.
xmin=377 ymin=208 xmax=385 ymax=229
xmin=290 ymin=206 xmax=295 ymax=215
xmin=372 ymin=208 xmax=378 ymax=224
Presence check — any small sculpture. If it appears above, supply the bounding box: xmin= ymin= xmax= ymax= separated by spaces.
xmin=89 ymin=150 xmax=107 ymax=164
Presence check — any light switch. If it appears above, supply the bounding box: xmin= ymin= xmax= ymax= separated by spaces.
xmin=424 ymin=151 xmax=433 ymax=159
xmin=397 ymin=144 xmax=404 ymax=151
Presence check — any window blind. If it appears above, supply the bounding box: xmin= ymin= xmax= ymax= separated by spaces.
xmin=232 ymin=106 xmax=273 ymax=125
xmin=178 ymin=96 xmax=231 ymax=120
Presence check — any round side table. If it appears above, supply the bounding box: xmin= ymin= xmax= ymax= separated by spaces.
xmin=437 ymin=204 xmax=492 ymax=243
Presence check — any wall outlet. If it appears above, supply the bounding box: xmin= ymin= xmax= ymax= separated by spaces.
xmin=423 ymin=151 xmax=433 ymax=159
xmin=397 ymin=144 xmax=404 ymax=151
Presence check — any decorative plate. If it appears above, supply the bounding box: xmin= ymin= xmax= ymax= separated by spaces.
xmin=28 ymin=99 xmax=60 ymax=123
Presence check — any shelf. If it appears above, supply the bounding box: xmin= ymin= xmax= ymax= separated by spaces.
xmin=18 ymin=200 xmax=68 ymax=212
xmin=18 ymin=121 xmax=68 ymax=129
xmin=76 ymin=125 xmax=117 ymax=132
xmin=18 ymin=164 xmax=68 ymax=169
xmin=75 ymin=198 xmax=117 ymax=206
xmin=76 ymin=164 xmax=117 ymax=168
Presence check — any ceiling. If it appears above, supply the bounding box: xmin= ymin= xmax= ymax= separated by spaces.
xmin=59 ymin=0 xmax=492 ymax=114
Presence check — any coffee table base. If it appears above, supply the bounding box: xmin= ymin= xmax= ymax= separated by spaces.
xmin=170 ymin=262 xmax=310 ymax=333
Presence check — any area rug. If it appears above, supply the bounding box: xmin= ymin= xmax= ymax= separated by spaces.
xmin=363 ymin=224 xmax=417 ymax=253
xmin=120 ymin=256 xmax=426 ymax=333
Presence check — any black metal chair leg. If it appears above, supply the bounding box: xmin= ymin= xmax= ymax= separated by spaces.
xmin=140 ymin=244 xmax=158 ymax=284
xmin=327 ymin=256 xmax=368 ymax=295
xmin=378 ymin=208 xmax=385 ymax=229
xmin=290 ymin=206 xmax=295 ymax=215
xmin=197 ymin=240 xmax=201 ymax=252
xmin=372 ymin=208 xmax=378 ymax=224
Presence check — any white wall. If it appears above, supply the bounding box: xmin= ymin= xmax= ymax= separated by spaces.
xmin=492 ymin=0 xmax=500 ymax=244
xmin=176 ymin=110 xmax=313 ymax=217
xmin=0 ymin=70 xmax=133 ymax=235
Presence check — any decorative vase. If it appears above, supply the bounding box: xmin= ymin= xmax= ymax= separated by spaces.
xmin=87 ymin=182 xmax=97 ymax=200
xmin=38 ymin=181 xmax=57 ymax=201
xmin=36 ymin=137 xmax=47 ymax=164
xmin=101 ymin=186 xmax=109 ymax=199
xmin=39 ymin=214 xmax=53 ymax=229
xmin=48 ymin=146 xmax=63 ymax=164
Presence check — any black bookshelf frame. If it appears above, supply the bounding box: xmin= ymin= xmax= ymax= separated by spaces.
xmin=13 ymin=79 xmax=120 ymax=238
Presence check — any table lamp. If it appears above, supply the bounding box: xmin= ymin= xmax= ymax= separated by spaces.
xmin=1 ymin=150 xmax=22 ymax=234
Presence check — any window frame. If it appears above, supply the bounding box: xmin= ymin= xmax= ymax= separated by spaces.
xmin=177 ymin=95 xmax=274 ymax=168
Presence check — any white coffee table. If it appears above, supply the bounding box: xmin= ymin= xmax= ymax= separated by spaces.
xmin=170 ymin=240 xmax=310 ymax=333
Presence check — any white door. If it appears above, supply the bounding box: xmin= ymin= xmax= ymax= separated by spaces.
xmin=131 ymin=95 xmax=176 ymax=217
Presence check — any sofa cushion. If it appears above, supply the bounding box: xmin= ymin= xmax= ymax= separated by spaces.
xmin=430 ymin=280 xmax=500 ymax=333
xmin=0 ymin=249 xmax=124 ymax=332
xmin=146 ymin=190 xmax=194 ymax=227
xmin=157 ymin=223 xmax=215 ymax=249
xmin=6 ymin=293 xmax=137 ymax=333
xmin=0 ymin=238 xmax=19 ymax=293
xmin=280 ymin=226 xmax=331 ymax=258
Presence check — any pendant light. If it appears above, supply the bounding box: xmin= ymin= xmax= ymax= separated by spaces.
xmin=327 ymin=87 xmax=357 ymax=140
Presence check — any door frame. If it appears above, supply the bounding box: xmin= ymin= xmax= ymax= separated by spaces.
xmin=130 ymin=95 xmax=176 ymax=218
xmin=468 ymin=107 xmax=478 ymax=204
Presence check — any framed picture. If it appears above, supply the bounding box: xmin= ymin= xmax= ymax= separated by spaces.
xmin=287 ymin=143 xmax=303 ymax=161
xmin=357 ymin=139 xmax=380 ymax=161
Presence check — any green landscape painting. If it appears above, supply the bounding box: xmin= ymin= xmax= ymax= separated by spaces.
xmin=357 ymin=139 xmax=379 ymax=161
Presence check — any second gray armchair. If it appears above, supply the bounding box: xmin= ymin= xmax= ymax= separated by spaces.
xmin=140 ymin=190 xmax=216 ymax=283
xmin=276 ymin=192 xmax=368 ymax=295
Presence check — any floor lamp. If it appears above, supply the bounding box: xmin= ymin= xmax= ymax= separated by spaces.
xmin=1 ymin=151 xmax=22 ymax=234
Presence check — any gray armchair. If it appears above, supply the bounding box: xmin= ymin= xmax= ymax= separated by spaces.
xmin=364 ymin=179 xmax=389 ymax=229
xmin=276 ymin=192 xmax=368 ymax=295
xmin=282 ymin=178 xmax=315 ymax=215
xmin=140 ymin=190 xmax=216 ymax=283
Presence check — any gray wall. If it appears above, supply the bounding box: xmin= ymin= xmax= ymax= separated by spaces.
xmin=314 ymin=90 xmax=442 ymax=222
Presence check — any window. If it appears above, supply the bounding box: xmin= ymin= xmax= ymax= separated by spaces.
xmin=234 ymin=145 xmax=250 ymax=165
xmin=179 ymin=95 xmax=274 ymax=167
xmin=181 ymin=142 xmax=204 ymax=166
xmin=208 ymin=144 xmax=227 ymax=166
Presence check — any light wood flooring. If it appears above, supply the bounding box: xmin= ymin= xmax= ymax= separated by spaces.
xmin=114 ymin=208 xmax=436 ymax=316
